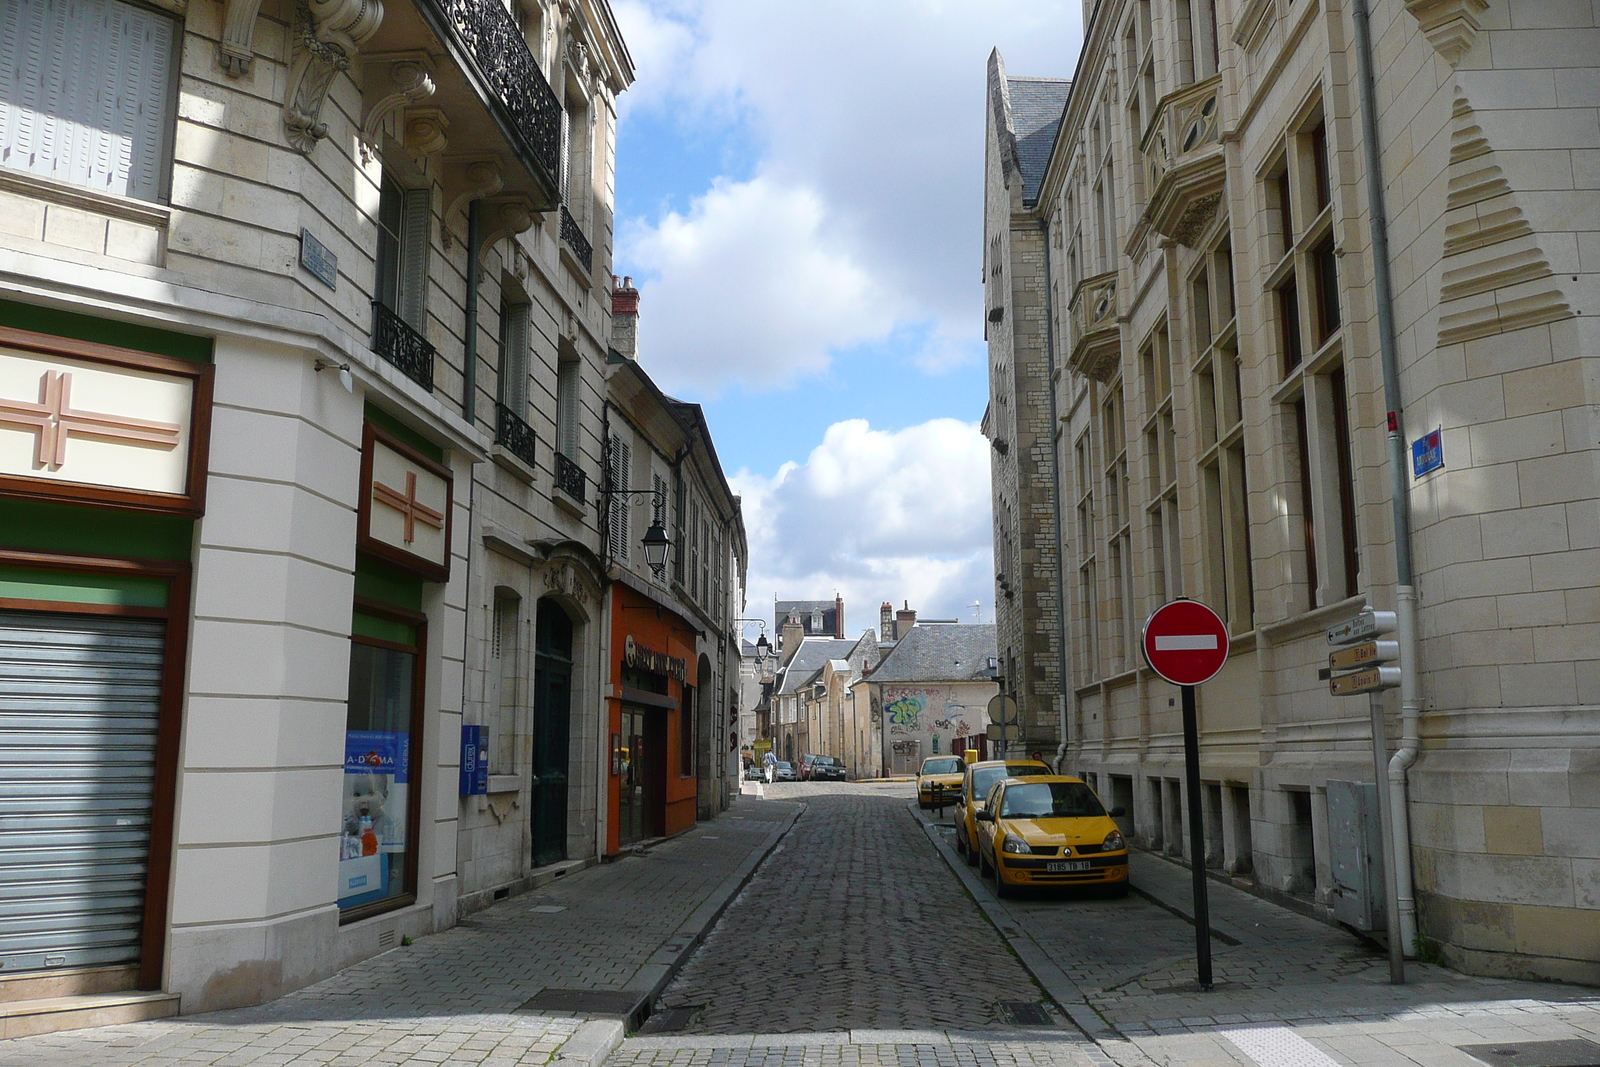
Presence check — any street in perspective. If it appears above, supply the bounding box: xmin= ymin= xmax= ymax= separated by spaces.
xmin=0 ymin=0 xmax=1597 ymax=1064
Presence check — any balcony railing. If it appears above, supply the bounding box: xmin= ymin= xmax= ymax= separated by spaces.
xmin=495 ymin=403 xmax=537 ymax=468
xmin=371 ymin=302 xmax=436 ymax=391
xmin=1067 ymin=270 xmax=1121 ymax=382
xmin=560 ymin=206 xmax=593 ymax=274
xmin=554 ymin=451 xmax=587 ymax=504
xmin=423 ymin=0 xmax=563 ymax=198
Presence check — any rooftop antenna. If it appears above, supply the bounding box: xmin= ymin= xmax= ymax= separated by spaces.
xmin=971 ymin=600 xmax=981 ymax=621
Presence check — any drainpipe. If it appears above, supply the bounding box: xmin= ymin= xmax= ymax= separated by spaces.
xmin=1038 ymin=218 xmax=1076 ymax=775
xmin=1352 ymin=0 xmax=1419 ymax=957
xmin=462 ymin=199 xmax=481 ymax=424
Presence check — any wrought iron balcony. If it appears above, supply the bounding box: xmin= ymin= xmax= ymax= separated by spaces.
xmin=554 ymin=451 xmax=586 ymax=504
xmin=1067 ymin=271 xmax=1121 ymax=382
xmin=494 ymin=403 xmax=537 ymax=468
xmin=371 ymin=302 xmax=436 ymax=391
xmin=419 ymin=0 xmax=563 ymax=202
xmin=560 ymin=206 xmax=593 ymax=274
xmin=1137 ymin=74 xmax=1226 ymax=247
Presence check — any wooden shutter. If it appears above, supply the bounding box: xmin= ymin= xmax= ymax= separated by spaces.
xmin=398 ymin=187 xmax=432 ymax=330
xmin=556 ymin=361 xmax=579 ymax=457
xmin=608 ymin=434 xmax=630 ymax=560
xmin=499 ymin=303 xmax=529 ymax=414
xmin=0 ymin=0 xmax=175 ymax=201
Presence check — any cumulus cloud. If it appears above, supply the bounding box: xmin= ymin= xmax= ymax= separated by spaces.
xmin=731 ymin=418 xmax=995 ymax=625
xmin=612 ymin=0 xmax=1082 ymax=394
xmin=620 ymin=176 xmax=902 ymax=391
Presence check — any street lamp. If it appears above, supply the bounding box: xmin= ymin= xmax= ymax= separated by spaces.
xmin=641 ymin=518 xmax=670 ymax=570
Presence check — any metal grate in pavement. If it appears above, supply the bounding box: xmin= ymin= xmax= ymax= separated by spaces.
xmin=997 ymin=1001 xmax=1056 ymax=1027
xmin=637 ymin=1006 xmax=702 ymax=1033
xmin=518 ymin=988 xmax=650 ymax=1030
xmin=1459 ymin=1040 xmax=1600 ymax=1067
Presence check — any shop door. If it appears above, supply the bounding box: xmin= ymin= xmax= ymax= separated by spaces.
xmin=619 ymin=707 xmax=646 ymax=844
xmin=0 ymin=611 xmax=165 ymax=972
xmin=531 ymin=600 xmax=572 ymax=868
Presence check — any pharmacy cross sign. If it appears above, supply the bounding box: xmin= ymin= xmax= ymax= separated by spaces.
xmin=1142 ymin=598 xmax=1229 ymax=686
xmin=0 ymin=369 xmax=182 ymax=470
xmin=372 ymin=469 xmax=444 ymax=544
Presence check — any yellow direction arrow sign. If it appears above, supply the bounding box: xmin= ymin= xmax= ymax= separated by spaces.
xmin=1330 ymin=666 xmax=1403 ymax=697
xmin=1328 ymin=639 xmax=1400 ymax=672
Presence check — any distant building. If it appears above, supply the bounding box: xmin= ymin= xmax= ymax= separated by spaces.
xmin=867 ymin=624 xmax=1001 ymax=775
xmin=775 ymin=596 xmax=845 ymax=642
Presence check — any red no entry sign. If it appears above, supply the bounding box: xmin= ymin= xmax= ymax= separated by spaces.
xmin=1143 ymin=599 xmax=1229 ymax=686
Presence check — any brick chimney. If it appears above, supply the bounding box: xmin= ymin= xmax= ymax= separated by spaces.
xmin=834 ymin=594 xmax=845 ymax=638
xmin=780 ymin=615 xmax=804 ymax=667
xmin=611 ymin=275 xmax=639 ymax=360
xmin=895 ymin=601 xmax=917 ymax=641
xmin=880 ymin=602 xmax=893 ymax=642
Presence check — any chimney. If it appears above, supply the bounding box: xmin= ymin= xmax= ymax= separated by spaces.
xmin=835 ymin=594 xmax=845 ymax=638
xmin=780 ymin=616 xmax=804 ymax=667
xmin=895 ymin=601 xmax=917 ymax=641
xmin=880 ymin=602 xmax=894 ymax=642
xmin=611 ymin=275 xmax=639 ymax=360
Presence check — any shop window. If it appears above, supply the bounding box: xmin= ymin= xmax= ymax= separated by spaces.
xmin=340 ymin=610 xmax=423 ymax=917
xmin=0 ymin=0 xmax=178 ymax=203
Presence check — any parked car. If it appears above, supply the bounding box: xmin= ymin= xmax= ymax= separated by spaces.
xmin=771 ymin=761 xmax=798 ymax=782
xmin=916 ymin=755 xmax=965 ymax=808
xmin=744 ymin=764 xmax=765 ymax=782
xmin=971 ymin=775 xmax=1128 ymax=898
xmin=809 ymin=755 xmax=847 ymax=781
xmin=952 ymin=758 xmax=1052 ymax=865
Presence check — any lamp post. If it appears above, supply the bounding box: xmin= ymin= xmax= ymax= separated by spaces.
xmin=598 ymin=485 xmax=671 ymax=573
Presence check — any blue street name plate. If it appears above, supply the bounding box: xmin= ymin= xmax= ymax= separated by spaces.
xmin=1411 ymin=428 xmax=1444 ymax=478
xmin=299 ymin=228 xmax=338 ymax=289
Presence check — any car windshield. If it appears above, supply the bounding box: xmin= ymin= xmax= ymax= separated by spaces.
xmin=777 ymin=762 xmax=793 ymax=770
xmin=922 ymin=758 xmax=963 ymax=775
xmin=969 ymin=763 xmax=1048 ymax=800
xmin=822 ymin=757 xmax=841 ymax=767
xmin=999 ymin=781 xmax=1106 ymax=819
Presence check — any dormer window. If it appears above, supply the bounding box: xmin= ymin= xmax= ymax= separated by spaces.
xmin=811 ymin=612 xmax=823 ymax=631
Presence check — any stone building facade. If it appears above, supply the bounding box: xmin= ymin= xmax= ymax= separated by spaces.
xmin=0 ymin=0 xmax=740 ymax=1033
xmin=985 ymin=0 xmax=1598 ymax=982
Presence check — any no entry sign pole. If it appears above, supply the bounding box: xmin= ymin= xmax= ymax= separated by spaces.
xmin=1143 ymin=598 xmax=1231 ymax=992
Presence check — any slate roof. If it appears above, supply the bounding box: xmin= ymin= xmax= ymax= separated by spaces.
xmin=775 ymin=637 xmax=856 ymax=696
xmin=869 ymin=624 xmax=999 ymax=684
xmin=1007 ymin=77 xmax=1070 ymax=206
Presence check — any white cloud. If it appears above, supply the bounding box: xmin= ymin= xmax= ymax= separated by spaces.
xmin=621 ymin=176 xmax=901 ymax=392
xmin=730 ymin=417 xmax=995 ymax=626
xmin=612 ymin=0 xmax=1082 ymax=393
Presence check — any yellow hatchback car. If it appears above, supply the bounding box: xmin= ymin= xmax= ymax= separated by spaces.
xmin=916 ymin=756 xmax=966 ymax=808
xmin=972 ymin=775 xmax=1129 ymax=898
xmin=952 ymin=759 xmax=1052 ymax=863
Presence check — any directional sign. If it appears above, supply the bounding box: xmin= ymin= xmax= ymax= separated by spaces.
xmin=1327 ymin=610 xmax=1397 ymax=646
xmin=1330 ymin=666 xmax=1403 ymax=697
xmin=1143 ymin=599 xmax=1229 ymax=687
xmin=986 ymin=722 xmax=1019 ymax=741
xmin=1328 ymin=639 xmax=1401 ymax=672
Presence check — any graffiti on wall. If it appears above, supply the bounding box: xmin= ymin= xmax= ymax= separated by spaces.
xmin=884 ymin=691 xmax=926 ymax=734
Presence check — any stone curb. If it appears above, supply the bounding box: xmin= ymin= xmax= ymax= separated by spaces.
xmin=552 ymin=1019 xmax=627 ymax=1067
xmin=908 ymin=803 xmax=1159 ymax=1067
xmin=622 ymin=802 xmax=806 ymax=1025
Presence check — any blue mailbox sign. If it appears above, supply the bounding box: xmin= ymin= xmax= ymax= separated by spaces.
xmin=1411 ymin=428 xmax=1444 ymax=478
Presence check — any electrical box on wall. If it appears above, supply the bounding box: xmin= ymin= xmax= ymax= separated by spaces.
xmin=1327 ymin=780 xmax=1386 ymax=932
xmin=460 ymin=725 xmax=488 ymax=796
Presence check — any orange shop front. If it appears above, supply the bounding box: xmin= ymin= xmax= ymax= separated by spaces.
xmin=608 ymin=584 xmax=698 ymax=853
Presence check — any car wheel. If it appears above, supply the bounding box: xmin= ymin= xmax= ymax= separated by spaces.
xmin=954 ymin=828 xmax=967 ymax=859
xmin=994 ymin=860 xmax=1015 ymax=899
xmin=964 ymin=828 xmax=980 ymax=866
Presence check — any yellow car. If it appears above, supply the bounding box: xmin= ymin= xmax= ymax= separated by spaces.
xmin=972 ymin=775 xmax=1129 ymax=898
xmin=916 ymin=756 xmax=966 ymax=808
xmin=952 ymin=758 xmax=1051 ymax=863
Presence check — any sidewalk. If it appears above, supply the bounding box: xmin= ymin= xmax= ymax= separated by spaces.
xmin=0 ymin=798 xmax=802 ymax=1067
xmin=913 ymin=802 xmax=1600 ymax=1067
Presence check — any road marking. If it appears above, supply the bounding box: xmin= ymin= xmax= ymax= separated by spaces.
xmin=1218 ymin=1027 xmax=1342 ymax=1067
xmin=1154 ymin=634 xmax=1219 ymax=651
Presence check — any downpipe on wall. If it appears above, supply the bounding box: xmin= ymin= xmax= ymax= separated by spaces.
xmin=1352 ymin=0 xmax=1420 ymax=957
xmin=1037 ymin=218 xmax=1075 ymax=773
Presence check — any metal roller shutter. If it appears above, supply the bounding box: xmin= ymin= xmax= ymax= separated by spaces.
xmin=0 ymin=611 xmax=165 ymax=974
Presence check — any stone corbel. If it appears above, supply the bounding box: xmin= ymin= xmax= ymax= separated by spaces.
xmin=284 ymin=0 xmax=385 ymax=155
xmin=478 ymin=194 xmax=540 ymax=265
xmin=440 ymin=155 xmax=504 ymax=249
xmin=359 ymin=55 xmax=436 ymax=164
xmin=219 ymin=0 xmax=265 ymax=76
xmin=1403 ymin=0 xmax=1490 ymax=65
xmin=404 ymin=108 xmax=450 ymax=159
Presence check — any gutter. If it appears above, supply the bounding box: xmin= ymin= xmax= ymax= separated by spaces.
xmin=1351 ymin=0 xmax=1420 ymax=957
xmin=1038 ymin=218 xmax=1075 ymax=774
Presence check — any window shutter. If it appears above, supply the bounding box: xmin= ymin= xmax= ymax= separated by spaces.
xmin=556 ymin=361 xmax=579 ymax=457
xmin=653 ymin=474 xmax=667 ymax=526
xmin=499 ymin=303 xmax=530 ymax=414
xmin=399 ymin=187 xmax=432 ymax=330
xmin=608 ymin=434 xmax=630 ymax=560
xmin=671 ymin=471 xmax=685 ymax=582
xmin=0 ymin=0 xmax=176 ymax=202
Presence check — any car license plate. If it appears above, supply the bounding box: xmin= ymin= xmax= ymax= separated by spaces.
xmin=1047 ymin=860 xmax=1092 ymax=873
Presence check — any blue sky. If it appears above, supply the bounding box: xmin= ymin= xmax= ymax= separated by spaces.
xmin=608 ymin=0 xmax=1083 ymax=628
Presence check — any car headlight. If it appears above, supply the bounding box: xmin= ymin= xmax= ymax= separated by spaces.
xmin=1103 ymin=829 xmax=1126 ymax=852
xmin=1003 ymin=833 xmax=1032 ymax=854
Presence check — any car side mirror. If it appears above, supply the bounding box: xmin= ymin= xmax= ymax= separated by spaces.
xmin=1110 ymin=806 xmax=1127 ymax=817
xmin=976 ymin=810 xmax=994 ymax=823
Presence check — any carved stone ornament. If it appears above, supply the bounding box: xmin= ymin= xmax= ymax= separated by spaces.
xmin=218 ymin=0 xmax=265 ymax=76
xmin=479 ymin=194 xmax=539 ymax=264
xmin=543 ymin=557 xmax=597 ymax=603
xmin=441 ymin=156 xmax=504 ymax=249
xmin=284 ymin=0 xmax=384 ymax=155
xmin=359 ymin=58 xmax=436 ymax=164
xmin=404 ymin=108 xmax=450 ymax=158
xmin=566 ymin=35 xmax=591 ymax=88
xmin=1404 ymin=0 xmax=1491 ymax=65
